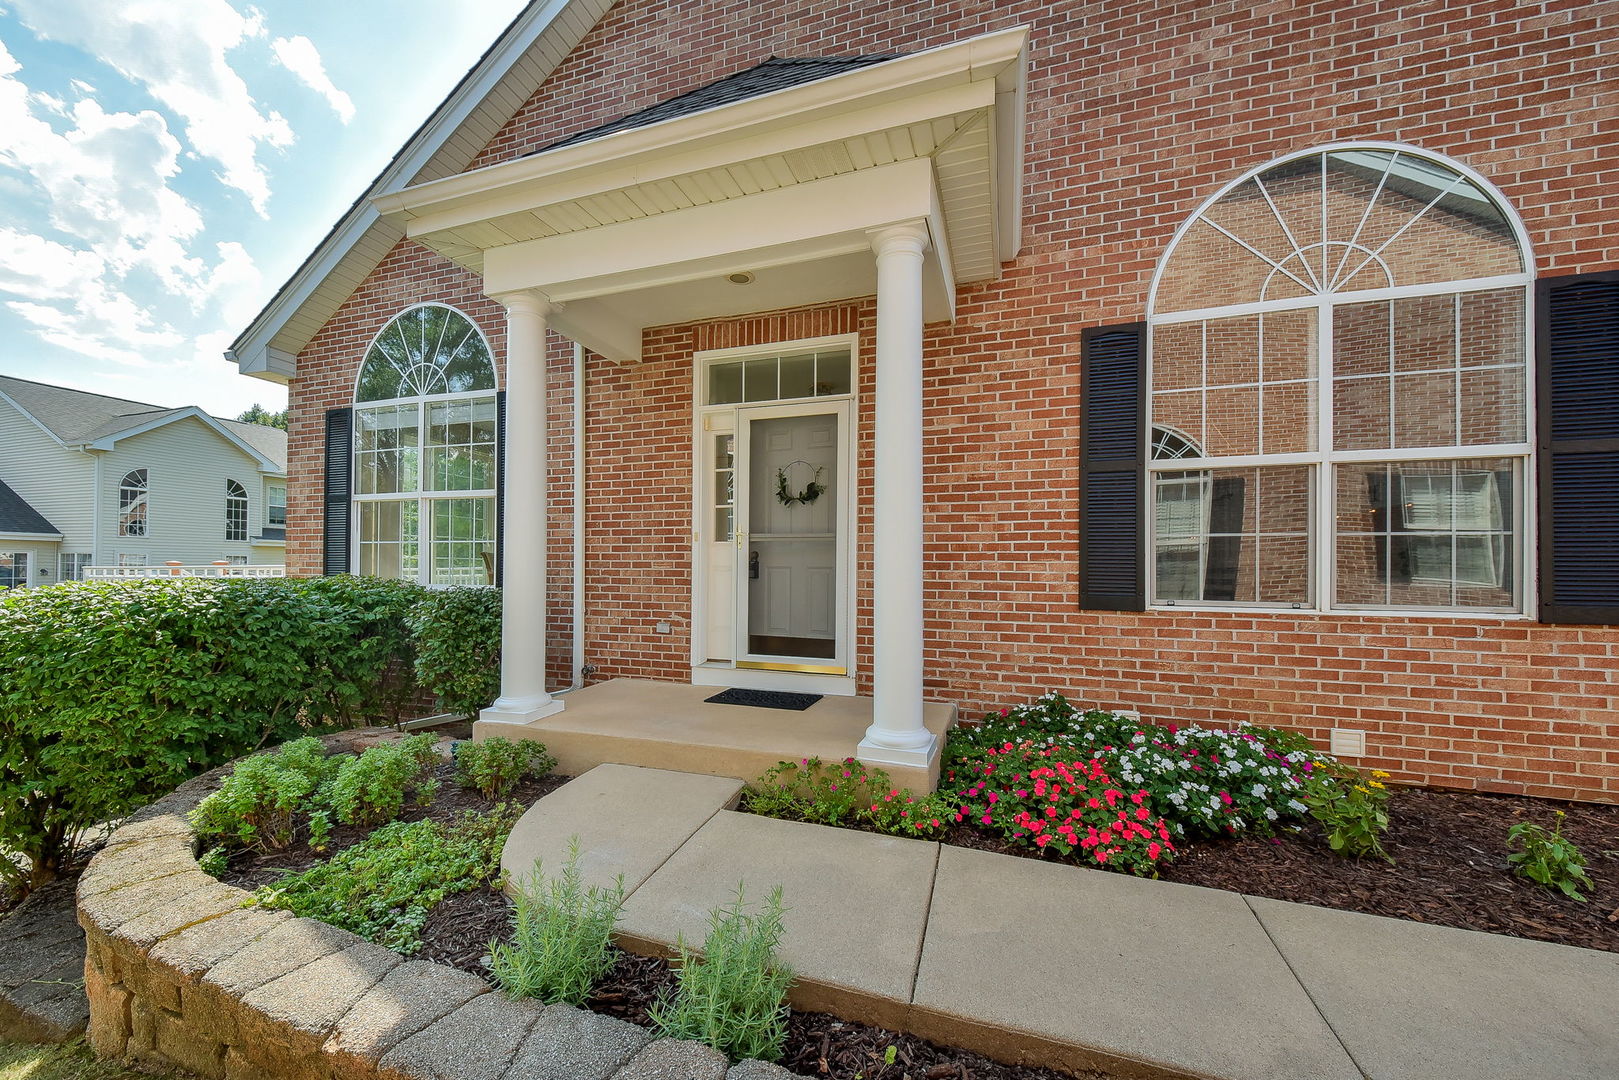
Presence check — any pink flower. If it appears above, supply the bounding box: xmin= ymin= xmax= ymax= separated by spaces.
xmin=1148 ymin=842 xmax=1162 ymax=859
xmin=981 ymin=814 xmax=993 ymax=825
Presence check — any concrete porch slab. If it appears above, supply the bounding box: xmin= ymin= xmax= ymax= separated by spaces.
xmin=617 ymin=810 xmax=940 ymax=1029
xmin=1248 ymin=896 xmax=1619 ymax=1080
xmin=910 ymin=847 xmax=1361 ymax=1080
xmin=501 ymin=764 xmax=744 ymax=896
xmin=472 ymin=678 xmax=956 ymax=792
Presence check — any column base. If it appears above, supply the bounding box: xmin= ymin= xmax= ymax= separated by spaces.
xmin=855 ymin=732 xmax=939 ymax=770
xmin=479 ymin=695 xmax=567 ymax=726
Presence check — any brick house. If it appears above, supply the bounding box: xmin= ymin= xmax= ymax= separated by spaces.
xmin=229 ymin=0 xmax=1619 ymax=799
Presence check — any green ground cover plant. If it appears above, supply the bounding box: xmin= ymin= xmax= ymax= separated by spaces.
xmin=650 ymin=884 xmax=793 ymax=1063
xmin=1507 ymin=810 xmax=1594 ymax=901
xmin=0 ymin=1037 xmax=177 ymax=1080
xmin=1305 ymin=768 xmax=1393 ymax=861
xmin=255 ymin=806 xmax=519 ymax=952
xmin=748 ymin=756 xmax=952 ymax=838
xmin=455 ymin=737 xmax=558 ymax=799
xmin=0 ymin=576 xmax=421 ymax=892
xmin=326 ymin=734 xmax=441 ymax=826
xmin=189 ymin=737 xmax=338 ymax=851
xmin=490 ymin=839 xmax=625 ymax=1005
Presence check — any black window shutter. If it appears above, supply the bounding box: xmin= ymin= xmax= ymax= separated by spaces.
xmin=322 ymin=407 xmax=353 ymax=576
xmin=495 ymin=390 xmax=507 ymax=587
xmin=1537 ymin=270 xmax=1619 ymax=624
xmin=1079 ymin=323 xmax=1146 ymax=610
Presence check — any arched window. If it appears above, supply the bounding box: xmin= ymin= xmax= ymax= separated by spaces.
xmin=1148 ymin=145 xmax=1531 ymax=612
xmin=353 ymin=304 xmax=498 ymax=585
xmin=118 ymin=469 xmax=148 ymax=537
xmin=225 ymin=479 xmax=248 ymax=542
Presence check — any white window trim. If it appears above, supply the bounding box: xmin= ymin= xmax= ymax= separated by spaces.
xmin=1144 ymin=143 xmax=1536 ymax=618
xmin=118 ymin=468 xmax=150 ymax=539
xmin=688 ymin=332 xmax=861 ymax=674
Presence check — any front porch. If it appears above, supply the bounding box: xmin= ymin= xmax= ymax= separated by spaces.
xmin=471 ymin=677 xmax=956 ymax=792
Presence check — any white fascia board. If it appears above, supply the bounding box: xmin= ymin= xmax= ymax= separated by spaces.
xmin=226 ymin=0 xmax=611 ymax=382
xmin=376 ymin=26 xmax=1028 ymax=232
xmin=991 ymin=40 xmax=1028 ymax=262
xmin=0 ymin=531 xmax=63 ymax=542
xmin=0 ymin=386 xmax=68 ymax=447
xmin=483 ymin=158 xmax=937 ymax=295
xmin=82 ymin=408 xmax=283 ymax=473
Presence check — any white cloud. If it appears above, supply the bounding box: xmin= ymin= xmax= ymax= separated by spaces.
xmin=271 ymin=35 xmax=353 ymax=123
xmin=0 ymin=41 xmax=260 ymax=370
xmin=7 ymin=0 xmax=293 ymax=214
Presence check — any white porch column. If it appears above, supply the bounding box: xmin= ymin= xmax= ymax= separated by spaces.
xmin=859 ymin=221 xmax=936 ymax=768
xmin=481 ymin=290 xmax=565 ymax=725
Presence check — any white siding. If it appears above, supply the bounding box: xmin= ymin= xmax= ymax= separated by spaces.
xmin=0 ymin=540 xmax=62 ymax=588
xmin=0 ymin=396 xmax=94 ymax=552
xmin=96 ymin=417 xmax=283 ymax=566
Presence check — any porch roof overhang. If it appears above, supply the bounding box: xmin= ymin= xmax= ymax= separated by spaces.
xmin=373 ymin=26 xmax=1029 ymax=363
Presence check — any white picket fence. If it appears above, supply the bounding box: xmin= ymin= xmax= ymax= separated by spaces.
xmin=83 ymin=564 xmax=286 ymax=580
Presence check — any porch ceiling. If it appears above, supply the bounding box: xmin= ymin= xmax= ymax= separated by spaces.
xmin=373 ymin=27 xmax=1028 ymax=363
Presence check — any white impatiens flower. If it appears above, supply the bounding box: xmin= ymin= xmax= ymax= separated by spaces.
xmin=1252 ymin=784 xmax=1268 ymax=798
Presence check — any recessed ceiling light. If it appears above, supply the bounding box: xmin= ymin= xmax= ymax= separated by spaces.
xmin=727 ymin=271 xmax=755 ymax=285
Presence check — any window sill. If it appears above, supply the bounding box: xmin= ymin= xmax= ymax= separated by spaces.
xmin=1148 ymin=604 xmax=1531 ymax=621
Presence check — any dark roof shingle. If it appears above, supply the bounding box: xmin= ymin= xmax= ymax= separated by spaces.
xmin=537 ymin=54 xmax=903 ymax=154
xmin=0 ymin=478 xmax=59 ymax=537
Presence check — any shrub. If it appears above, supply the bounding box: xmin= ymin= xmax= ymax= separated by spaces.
xmin=748 ymin=756 xmax=947 ymax=838
xmin=1305 ymin=768 xmax=1393 ymax=861
xmin=0 ymin=576 xmax=422 ymax=891
xmin=650 ymin=884 xmax=793 ymax=1063
xmin=949 ymin=693 xmax=1330 ymax=842
xmin=326 ymin=735 xmax=442 ymax=827
xmin=454 ymin=738 xmax=557 ymax=800
xmin=255 ymin=805 xmax=519 ymax=953
xmin=408 ymin=587 xmax=502 ymax=717
xmin=1507 ymin=810 xmax=1593 ymax=902
xmin=489 ymin=839 xmax=625 ymax=1005
xmin=189 ymin=738 xmax=338 ymax=851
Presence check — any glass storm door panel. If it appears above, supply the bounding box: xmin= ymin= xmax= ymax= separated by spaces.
xmin=736 ymin=403 xmax=847 ymax=673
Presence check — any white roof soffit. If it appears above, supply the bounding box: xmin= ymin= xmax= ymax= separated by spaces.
xmin=371 ymin=26 xmax=1030 ymax=360
xmin=226 ymin=0 xmax=617 ymax=384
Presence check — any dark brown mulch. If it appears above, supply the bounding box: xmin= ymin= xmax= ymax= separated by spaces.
xmin=421 ymin=886 xmax=1114 ymax=1080
xmin=215 ymin=762 xmax=570 ymax=891
xmin=797 ymin=787 xmax=1619 ymax=954
xmin=1163 ymin=788 xmax=1619 ymax=952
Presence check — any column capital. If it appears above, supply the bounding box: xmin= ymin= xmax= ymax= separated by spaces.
xmin=492 ymin=289 xmax=553 ymax=318
xmin=867 ymin=220 xmax=930 ymax=259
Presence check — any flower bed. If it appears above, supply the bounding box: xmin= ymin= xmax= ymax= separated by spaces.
xmin=741 ymin=694 xmax=1619 ymax=954
xmin=198 ymin=735 xmax=1126 ymax=1080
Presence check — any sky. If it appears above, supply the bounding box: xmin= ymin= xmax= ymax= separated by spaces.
xmin=0 ymin=0 xmax=531 ymax=419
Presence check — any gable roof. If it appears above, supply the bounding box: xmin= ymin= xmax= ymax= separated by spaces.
xmin=227 ymin=0 xmax=618 ymax=383
xmin=0 ymin=477 xmax=60 ymax=538
xmin=540 ymin=54 xmax=901 ymax=152
xmin=0 ymin=375 xmax=286 ymax=472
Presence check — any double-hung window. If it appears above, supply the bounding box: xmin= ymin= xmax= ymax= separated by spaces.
xmin=1146 ymin=146 xmax=1532 ymax=613
xmin=352 ymin=304 xmax=498 ymax=586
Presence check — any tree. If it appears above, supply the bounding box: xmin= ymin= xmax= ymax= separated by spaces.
xmin=238 ymin=403 xmax=289 ymax=430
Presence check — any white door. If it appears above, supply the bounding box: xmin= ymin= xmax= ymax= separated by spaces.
xmin=734 ymin=401 xmax=850 ymax=674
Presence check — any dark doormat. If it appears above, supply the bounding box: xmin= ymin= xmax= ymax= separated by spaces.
xmin=705 ymin=688 xmax=823 ymax=711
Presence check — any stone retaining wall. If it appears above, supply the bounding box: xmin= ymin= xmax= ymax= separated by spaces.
xmin=76 ymin=739 xmax=793 ymax=1080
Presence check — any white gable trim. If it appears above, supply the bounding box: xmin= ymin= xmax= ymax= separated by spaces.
xmin=0 ymin=386 xmax=70 ymax=448
xmin=80 ymin=408 xmax=286 ymax=475
xmin=227 ymin=0 xmax=617 ymax=385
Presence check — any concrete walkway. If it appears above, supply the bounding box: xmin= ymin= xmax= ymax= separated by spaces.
xmin=504 ymin=764 xmax=1619 ymax=1080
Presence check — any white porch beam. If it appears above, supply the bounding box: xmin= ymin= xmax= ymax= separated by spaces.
xmin=483 ymin=159 xmax=936 ymax=297
xmin=481 ymin=290 xmax=566 ymax=726
xmin=859 ymin=220 xmax=936 ymax=770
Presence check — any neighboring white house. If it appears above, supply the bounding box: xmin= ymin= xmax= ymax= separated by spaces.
xmin=0 ymin=375 xmax=287 ymax=588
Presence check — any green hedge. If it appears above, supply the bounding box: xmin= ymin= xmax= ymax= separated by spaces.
xmin=0 ymin=576 xmax=422 ymax=890
xmin=406 ymin=586 xmax=502 ymax=718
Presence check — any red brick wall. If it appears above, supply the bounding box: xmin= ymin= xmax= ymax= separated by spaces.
xmin=286 ymin=0 xmax=1619 ymax=800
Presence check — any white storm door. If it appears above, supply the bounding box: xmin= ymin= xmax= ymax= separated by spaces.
xmin=734 ymin=401 xmax=851 ymax=674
